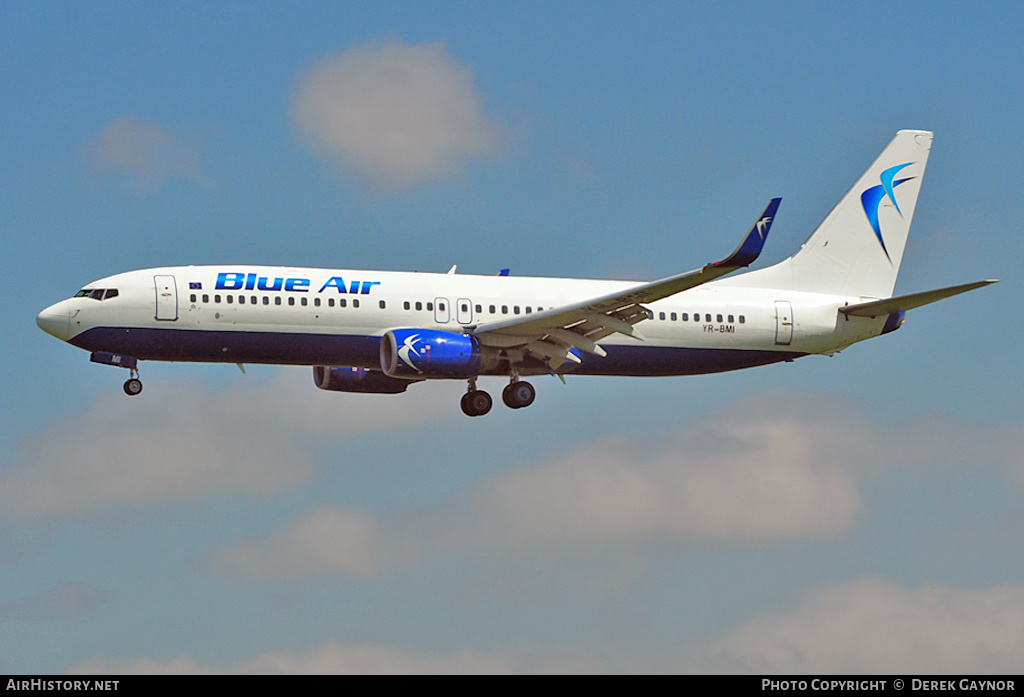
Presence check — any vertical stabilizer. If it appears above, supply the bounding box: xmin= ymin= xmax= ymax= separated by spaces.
xmin=739 ymin=130 xmax=933 ymax=298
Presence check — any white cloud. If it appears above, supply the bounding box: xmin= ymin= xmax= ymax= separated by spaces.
xmin=67 ymin=578 xmax=1024 ymax=673
xmin=204 ymin=394 xmax=867 ymax=579
xmin=83 ymin=115 xmax=208 ymax=187
xmin=700 ymin=577 xmax=1024 ymax=674
xmin=209 ymin=506 xmax=381 ymax=580
xmin=0 ymin=370 xmax=444 ymax=517
xmin=203 ymin=391 xmax=1024 ymax=581
xmin=291 ymin=41 xmax=501 ymax=188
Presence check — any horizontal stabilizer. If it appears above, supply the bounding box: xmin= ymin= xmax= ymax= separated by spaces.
xmin=839 ymin=280 xmax=998 ymax=318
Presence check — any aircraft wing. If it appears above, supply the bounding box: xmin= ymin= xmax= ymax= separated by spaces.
xmin=469 ymin=199 xmax=781 ymax=369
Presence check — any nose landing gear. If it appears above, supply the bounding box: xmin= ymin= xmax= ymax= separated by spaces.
xmin=123 ymin=368 xmax=143 ymax=396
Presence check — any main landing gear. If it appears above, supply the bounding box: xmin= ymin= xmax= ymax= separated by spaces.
xmin=460 ymin=377 xmax=536 ymax=417
xmin=502 ymin=380 xmax=535 ymax=409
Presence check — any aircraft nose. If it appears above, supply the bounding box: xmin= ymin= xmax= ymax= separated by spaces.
xmin=36 ymin=301 xmax=71 ymax=341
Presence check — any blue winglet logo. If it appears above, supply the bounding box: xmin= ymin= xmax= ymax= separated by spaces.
xmin=861 ymin=162 xmax=915 ymax=261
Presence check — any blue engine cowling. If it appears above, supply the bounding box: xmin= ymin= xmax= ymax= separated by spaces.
xmin=380 ymin=328 xmax=481 ymax=378
xmin=312 ymin=366 xmax=416 ymax=394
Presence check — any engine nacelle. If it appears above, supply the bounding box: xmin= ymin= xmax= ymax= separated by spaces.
xmin=312 ymin=366 xmax=415 ymax=394
xmin=381 ymin=328 xmax=481 ymax=378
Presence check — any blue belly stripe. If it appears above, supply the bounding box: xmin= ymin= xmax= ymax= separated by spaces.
xmin=70 ymin=326 xmax=805 ymax=376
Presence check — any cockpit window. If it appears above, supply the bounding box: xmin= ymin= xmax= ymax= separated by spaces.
xmin=74 ymin=288 xmax=119 ymax=300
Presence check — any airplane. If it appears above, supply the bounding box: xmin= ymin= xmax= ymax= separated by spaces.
xmin=37 ymin=130 xmax=996 ymax=417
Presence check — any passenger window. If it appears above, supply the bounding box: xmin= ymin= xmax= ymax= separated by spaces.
xmin=190 ymin=294 xmax=197 ymax=303
xmin=475 ymin=304 xmax=482 ymax=313
xmin=461 ymin=303 xmax=468 ymax=312
xmin=288 ymin=297 xmax=294 ymax=306
xmin=514 ymin=306 xmax=520 ymax=315
xmin=416 ymin=301 xmax=423 ymax=311
xmin=301 ymin=297 xmax=308 ymax=306
xmin=489 ymin=305 xmax=496 ymax=314
xmin=263 ymin=296 xmax=269 ymax=305
xmin=537 ymin=306 xmax=543 ymax=311
xmin=239 ymin=296 xmax=246 ymax=305
xmin=379 ymin=300 xmax=386 ymax=309
xmin=340 ymin=299 xmax=347 ymax=308
xmin=739 ymin=315 xmax=745 ymax=324
xmin=404 ymin=301 xmax=410 ymax=310
xmin=328 ymin=298 xmax=335 ymax=307
xmin=501 ymin=305 xmax=508 ymax=314
xmin=705 ymin=314 xmax=712 ymax=322
xmin=203 ymin=294 xmax=209 ymax=303
xmin=659 ymin=312 xmax=666 ymax=320
xmin=227 ymin=295 xmax=233 ymax=304
xmin=525 ymin=307 xmax=532 ymax=314
xmin=671 ymin=312 xmax=677 ymax=321
xmin=717 ymin=314 xmax=723 ymax=322
xmin=315 ymin=298 xmax=321 ymax=307
xmin=439 ymin=302 xmax=446 ymax=312
xmin=728 ymin=314 xmax=734 ymax=323
xmin=251 ymin=296 xmax=257 ymax=304
xmin=214 ymin=295 xmax=221 ymax=303
xmin=426 ymin=302 xmax=433 ymax=311
xmin=353 ymin=299 xmax=359 ymax=308
xmin=274 ymin=297 xmax=281 ymax=305
xmin=682 ymin=313 xmax=688 ymax=321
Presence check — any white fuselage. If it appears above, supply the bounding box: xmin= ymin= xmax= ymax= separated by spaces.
xmin=37 ymin=264 xmax=894 ymax=378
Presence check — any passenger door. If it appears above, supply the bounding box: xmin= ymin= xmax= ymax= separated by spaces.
xmin=154 ymin=275 xmax=178 ymax=321
xmin=774 ymin=300 xmax=793 ymax=345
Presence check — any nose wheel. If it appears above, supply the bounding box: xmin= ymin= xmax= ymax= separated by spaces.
xmin=123 ymin=369 xmax=143 ymax=396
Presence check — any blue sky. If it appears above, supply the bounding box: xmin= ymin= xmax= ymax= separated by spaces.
xmin=2 ymin=1 xmax=1022 ymax=673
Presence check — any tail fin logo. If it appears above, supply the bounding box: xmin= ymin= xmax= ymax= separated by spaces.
xmin=755 ymin=216 xmax=773 ymax=239
xmin=860 ymin=162 xmax=915 ymax=261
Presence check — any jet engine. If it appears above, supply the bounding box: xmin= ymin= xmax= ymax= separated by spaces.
xmin=312 ymin=366 xmax=416 ymax=394
xmin=380 ymin=328 xmax=484 ymax=378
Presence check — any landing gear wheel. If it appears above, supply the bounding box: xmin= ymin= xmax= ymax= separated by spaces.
xmin=461 ymin=390 xmax=492 ymax=417
xmin=502 ymin=380 xmax=535 ymax=409
xmin=123 ymin=378 xmax=143 ymax=396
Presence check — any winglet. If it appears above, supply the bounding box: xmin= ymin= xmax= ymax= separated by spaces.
xmin=714 ymin=198 xmax=781 ymax=269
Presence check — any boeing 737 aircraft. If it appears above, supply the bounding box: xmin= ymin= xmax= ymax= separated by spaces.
xmin=37 ymin=130 xmax=995 ymax=416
